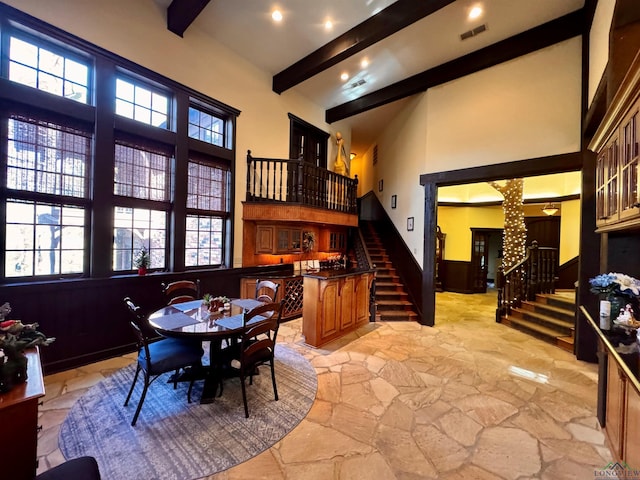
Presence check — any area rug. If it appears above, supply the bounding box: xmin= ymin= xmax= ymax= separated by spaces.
xmin=59 ymin=344 xmax=317 ymax=480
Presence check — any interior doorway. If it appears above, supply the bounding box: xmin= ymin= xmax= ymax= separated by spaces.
xmin=470 ymin=228 xmax=503 ymax=292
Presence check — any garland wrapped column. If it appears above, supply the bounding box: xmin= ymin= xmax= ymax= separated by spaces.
xmin=489 ymin=179 xmax=527 ymax=270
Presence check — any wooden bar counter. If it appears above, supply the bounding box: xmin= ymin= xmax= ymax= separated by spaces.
xmin=302 ymin=269 xmax=374 ymax=348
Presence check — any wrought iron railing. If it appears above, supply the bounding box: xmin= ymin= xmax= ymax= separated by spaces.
xmin=246 ymin=151 xmax=358 ymax=214
xmin=496 ymin=240 xmax=558 ymax=321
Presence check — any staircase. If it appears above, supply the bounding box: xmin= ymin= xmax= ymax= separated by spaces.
xmin=501 ymin=291 xmax=575 ymax=352
xmin=361 ymin=223 xmax=418 ymax=322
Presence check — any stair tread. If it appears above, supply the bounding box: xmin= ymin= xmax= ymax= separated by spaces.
xmin=537 ymin=293 xmax=575 ymax=307
xmin=522 ymin=301 xmax=574 ymax=316
xmin=510 ymin=308 xmax=573 ymax=328
xmin=504 ymin=316 xmax=567 ymax=338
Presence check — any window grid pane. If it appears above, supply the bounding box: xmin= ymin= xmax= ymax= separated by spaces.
xmin=113 ymin=206 xmax=166 ymax=271
xmin=185 ymin=215 xmax=223 ymax=267
xmin=188 ymin=106 xmax=224 ymax=146
xmin=5 ymin=199 xmax=85 ymax=277
xmin=7 ymin=115 xmax=90 ymax=198
xmin=187 ymin=160 xmax=229 ymax=211
xmin=116 ymin=77 xmax=169 ymax=129
xmin=114 ymin=142 xmax=171 ymax=201
xmin=8 ymin=36 xmax=89 ymax=104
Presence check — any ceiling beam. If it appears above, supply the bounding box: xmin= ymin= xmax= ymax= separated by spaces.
xmin=272 ymin=0 xmax=456 ymax=94
xmin=167 ymin=0 xmax=211 ymax=37
xmin=326 ymin=10 xmax=585 ymax=123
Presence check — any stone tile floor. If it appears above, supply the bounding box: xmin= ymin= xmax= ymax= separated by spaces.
xmin=37 ymin=291 xmax=612 ymax=479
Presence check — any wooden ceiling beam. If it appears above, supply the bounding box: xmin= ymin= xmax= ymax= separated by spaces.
xmin=167 ymin=0 xmax=211 ymax=37
xmin=272 ymin=0 xmax=455 ymax=94
xmin=326 ymin=10 xmax=585 ymax=123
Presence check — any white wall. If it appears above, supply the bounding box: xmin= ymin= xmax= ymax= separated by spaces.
xmin=363 ymin=37 xmax=583 ymax=267
xmin=3 ymin=0 xmax=347 ymax=267
xmin=589 ymin=0 xmax=616 ymax=105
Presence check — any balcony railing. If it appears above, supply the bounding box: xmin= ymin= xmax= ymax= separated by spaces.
xmin=246 ymin=151 xmax=358 ymax=214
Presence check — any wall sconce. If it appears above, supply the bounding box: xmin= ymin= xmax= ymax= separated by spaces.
xmin=542 ymin=203 xmax=559 ymax=216
xmin=350 ymin=153 xmax=357 ymax=161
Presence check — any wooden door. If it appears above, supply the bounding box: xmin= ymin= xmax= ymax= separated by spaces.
xmin=471 ymin=230 xmax=489 ymax=293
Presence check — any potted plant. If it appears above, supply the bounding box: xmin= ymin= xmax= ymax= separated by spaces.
xmin=0 ymin=303 xmax=55 ymax=392
xmin=134 ymin=247 xmax=150 ymax=275
xmin=302 ymin=231 xmax=315 ymax=252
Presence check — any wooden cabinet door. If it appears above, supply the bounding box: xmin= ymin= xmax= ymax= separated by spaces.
xmin=606 ymin=351 xmax=625 ymax=459
xmin=597 ymin=136 xmax=620 ymax=227
xmin=320 ymin=281 xmax=339 ymax=340
xmin=354 ymin=273 xmax=371 ymax=325
xmin=256 ymin=225 xmax=275 ymax=253
xmin=625 ymin=384 xmax=640 ymax=466
xmin=619 ymin=106 xmax=640 ymax=222
xmin=339 ymin=277 xmax=355 ymax=330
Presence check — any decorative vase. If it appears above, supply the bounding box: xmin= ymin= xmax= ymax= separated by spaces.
xmin=0 ymin=353 xmax=28 ymax=393
xmin=599 ymin=299 xmax=611 ymax=330
xmin=137 ymin=266 xmax=147 ymax=276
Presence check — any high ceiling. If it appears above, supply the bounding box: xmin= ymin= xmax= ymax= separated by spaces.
xmin=153 ymin=0 xmax=587 ymax=155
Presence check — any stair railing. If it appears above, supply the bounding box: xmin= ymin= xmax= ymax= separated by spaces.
xmin=353 ymin=228 xmax=376 ymax=322
xmin=496 ymin=240 xmax=558 ymax=321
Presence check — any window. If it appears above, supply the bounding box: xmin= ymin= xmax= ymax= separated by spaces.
xmin=113 ymin=139 xmax=171 ymax=271
xmin=185 ymin=159 xmax=229 ymax=267
xmin=188 ymin=106 xmax=225 ymax=147
xmin=185 ymin=215 xmax=223 ymax=267
xmin=115 ymin=77 xmax=169 ymax=128
xmin=114 ymin=140 xmax=171 ymax=201
xmin=113 ymin=207 xmax=166 ymax=271
xmin=6 ymin=200 xmax=85 ymax=277
xmin=9 ymin=36 xmax=89 ymax=104
xmin=0 ymin=9 xmax=238 ymax=282
xmin=4 ymin=113 xmax=90 ymax=278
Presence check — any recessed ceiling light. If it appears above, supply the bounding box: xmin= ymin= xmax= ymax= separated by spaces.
xmin=324 ymin=20 xmax=333 ymax=30
xmin=340 ymin=72 xmax=349 ymax=81
xmin=271 ymin=10 xmax=283 ymax=22
xmin=360 ymin=58 xmax=369 ymax=69
xmin=469 ymin=6 xmax=482 ymax=20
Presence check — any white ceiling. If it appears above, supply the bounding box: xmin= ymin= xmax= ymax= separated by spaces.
xmin=153 ymin=0 xmax=585 ymax=155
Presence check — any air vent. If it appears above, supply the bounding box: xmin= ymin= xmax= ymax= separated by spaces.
xmin=373 ymin=144 xmax=378 ymax=165
xmin=460 ymin=23 xmax=487 ymax=40
xmin=350 ymin=79 xmax=366 ymax=88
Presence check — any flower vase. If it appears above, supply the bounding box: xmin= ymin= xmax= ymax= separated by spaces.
xmin=0 ymin=353 xmax=28 ymax=393
xmin=137 ymin=266 xmax=147 ymax=276
xmin=609 ymin=296 xmax=626 ymax=325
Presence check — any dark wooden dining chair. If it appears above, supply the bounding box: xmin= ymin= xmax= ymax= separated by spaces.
xmin=123 ymin=297 xmax=204 ymax=426
xmin=233 ymin=301 xmax=283 ymax=418
xmin=161 ymin=279 xmax=201 ymax=305
xmin=255 ymin=279 xmax=279 ymax=303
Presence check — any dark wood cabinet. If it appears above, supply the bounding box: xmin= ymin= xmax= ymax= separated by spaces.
xmin=590 ymin=54 xmax=640 ymax=232
xmin=0 ymin=349 xmax=45 ymax=480
xmin=255 ymin=225 xmax=302 ymax=254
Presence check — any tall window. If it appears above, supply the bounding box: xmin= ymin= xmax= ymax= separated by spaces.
xmin=185 ymin=159 xmax=229 ymax=267
xmin=188 ymin=106 xmax=225 ymax=147
xmin=113 ymin=139 xmax=171 ymax=272
xmin=4 ymin=113 xmax=91 ymax=278
xmin=8 ymin=36 xmax=90 ymax=104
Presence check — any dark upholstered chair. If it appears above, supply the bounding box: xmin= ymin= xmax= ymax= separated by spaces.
xmin=123 ymin=297 xmax=204 ymax=426
xmin=255 ymin=279 xmax=279 ymax=303
xmin=161 ymin=279 xmax=201 ymax=305
xmin=37 ymin=456 xmax=101 ymax=480
xmin=233 ymin=302 xmax=283 ymax=418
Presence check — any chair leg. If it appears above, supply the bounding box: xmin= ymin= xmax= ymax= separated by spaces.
xmin=270 ymin=359 xmax=278 ymax=401
xmin=240 ymin=371 xmax=249 ymax=418
xmin=131 ymin=374 xmax=150 ymax=426
xmin=124 ymin=364 xmax=141 ymax=407
xmin=173 ymin=368 xmax=179 ymax=389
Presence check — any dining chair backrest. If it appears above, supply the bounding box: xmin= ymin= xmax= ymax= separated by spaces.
xmin=255 ymin=280 xmax=279 ymax=303
xmin=124 ymin=297 xmax=152 ymax=361
xmin=161 ymin=279 xmax=201 ymax=305
xmin=242 ymin=301 xmax=282 ymax=344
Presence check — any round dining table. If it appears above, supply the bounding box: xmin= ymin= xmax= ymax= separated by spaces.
xmin=148 ymin=298 xmax=265 ymax=403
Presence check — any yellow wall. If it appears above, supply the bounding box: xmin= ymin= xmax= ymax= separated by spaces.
xmin=437 ymin=206 xmax=504 ymax=262
xmin=559 ymin=198 xmax=581 ymax=264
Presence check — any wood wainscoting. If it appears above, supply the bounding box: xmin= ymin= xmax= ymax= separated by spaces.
xmin=440 ymin=260 xmax=474 ymax=294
